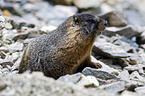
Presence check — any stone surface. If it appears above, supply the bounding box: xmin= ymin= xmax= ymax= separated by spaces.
xmin=99 ymin=11 xmax=127 ymax=27
xmin=82 ymin=67 xmax=120 ymax=85
xmin=0 ymin=72 xmax=116 ymax=96
xmin=93 ymin=41 xmax=129 ymax=58
xmin=6 ymin=42 xmax=24 ymax=52
xmin=0 ymin=14 xmax=5 ymax=29
xmin=98 ymin=81 xmax=125 ymax=93
xmin=74 ymin=0 xmax=103 ymax=8
xmin=103 ymin=26 xmax=142 ymax=39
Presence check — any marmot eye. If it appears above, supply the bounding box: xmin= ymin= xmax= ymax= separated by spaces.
xmin=73 ymin=16 xmax=79 ymax=25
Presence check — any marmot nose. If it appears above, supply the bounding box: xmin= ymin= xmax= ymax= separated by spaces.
xmin=100 ymin=19 xmax=108 ymax=26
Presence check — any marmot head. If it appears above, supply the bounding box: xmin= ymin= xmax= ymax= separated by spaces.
xmin=58 ymin=13 xmax=107 ymax=43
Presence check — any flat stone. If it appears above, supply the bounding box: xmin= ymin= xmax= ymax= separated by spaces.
xmin=82 ymin=67 xmax=120 ymax=85
xmin=0 ymin=47 xmax=9 ymax=53
xmin=58 ymin=73 xmax=83 ymax=84
xmin=99 ymin=11 xmax=127 ymax=27
xmin=93 ymin=41 xmax=129 ymax=58
xmin=118 ymin=70 xmax=130 ymax=81
xmin=73 ymin=0 xmax=103 ymax=8
xmin=6 ymin=42 xmax=24 ymax=52
xmin=103 ymin=26 xmax=141 ymax=39
xmin=90 ymin=56 xmax=119 ymax=74
xmin=0 ymin=59 xmax=13 ymax=68
xmin=135 ymin=86 xmax=145 ymax=94
xmin=98 ymin=81 xmax=125 ymax=93
xmin=0 ymin=51 xmax=6 ymax=59
xmin=12 ymin=31 xmax=29 ymax=41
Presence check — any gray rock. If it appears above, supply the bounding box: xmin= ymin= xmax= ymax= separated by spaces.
xmin=12 ymin=31 xmax=29 ymax=41
xmin=118 ymin=70 xmax=130 ymax=81
xmin=98 ymin=11 xmax=127 ymax=27
xmin=0 ymin=72 xmax=116 ymax=96
xmin=0 ymin=59 xmax=13 ymax=68
xmin=98 ymin=81 xmax=125 ymax=93
xmin=93 ymin=41 xmax=129 ymax=58
xmin=130 ymin=71 xmax=145 ymax=82
xmin=121 ymin=90 xmax=141 ymax=96
xmin=77 ymin=75 xmax=99 ymax=88
xmin=58 ymin=73 xmax=99 ymax=88
xmin=0 ymin=51 xmax=6 ymax=59
xmin=124 ymin=64 xmax=145 ymax=74
xmin=110 ymin=35 xmax=139 ymax=51
xmin=0 ymin=14 xmax=5 ymax=29
xmin=46 ymin=0 xmax=73 ymax=5
xmin=135 ymin=86 xmax=145 ymax=94
xmin=73 ymin=0 xmax=103 ymax=8
xmin=125 ymin=81 xmax=144 ymax=92
xmin=58 ymin=73 xmax=83 ymax=84
xmin=0 ymin=83 xmax=7 ymax=91
xmin=5 ymin=23 xmax=12 ymax=29
xmin=0 ymin=47 xmax=9 ymax=53
xmin=5 ymin=52 xmax=21 ymax=62
xmin=82 ymin=67 xmax=120 ymax=85
xmin=103 ymin=26 xmax=142 ymax=39
xmin=6 ymin=42 xmax=24 ymax=52
xmin=2 ymin=29 xmax=18 ymax=41
xmin=124 ymin=9 xmax=145 ymax=26
xmin=90 ymin=56 xmax=119 ymax=74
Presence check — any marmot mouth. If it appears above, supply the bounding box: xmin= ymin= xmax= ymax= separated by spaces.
xmin=98 ymin=19 xmax=107 ymax=31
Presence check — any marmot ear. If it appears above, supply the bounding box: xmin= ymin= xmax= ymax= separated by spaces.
xmin=73 ymin=16 xmax=79 ymax=25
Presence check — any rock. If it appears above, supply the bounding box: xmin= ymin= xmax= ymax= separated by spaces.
xmin=0 ymin=47 xmax=9 ymax=53
xmin=6 ymin=42 xmax=24 ymax=52
xmin=73 ymin=0 xmax=103 ymax=9
xmin=110 ymin=35 xmax=139 ymax=52
xmin=100 ymin=3 xmax=114 ymax=14
xmin=58 ymin=73 xmax=83 ymax=84
xmin=127 ymin=53 xmax=145 ymax=65
xmin=35 ymin=2 xmax=77 ymax=26
xmin=0 ymin=14 xmax=5 ymax=29
xmin=46 ymin=0 xmax=73 ymax=5
xmin=93 ymin=41 xmax=129 ymax=58
xmin=98 ymin=81 xmax=125 ymax=93
xmin=0 ymin=59 xmax=13 ymax=68
xmin=135 ymin=86 xmax=145 ymax=94
xmin=82 ymin=67 xmax=120 ymax=85
xmin=0 ymin=51 xmax=6 ymax=59
xmin=5 ymin=22 xmax=12 ymax=29
xmin=0 ymin=83 xmax=7 ymax=91
xmin=77 ymin=75 xmax=99 ymax=88
xmin=58 ymin=73 xmax=99 ymax=88
xmin=90 ymin=56 xmax=119 ymax=74
xmin=130 ymin=71 xmax=145 ymax=82
xmin=40 ymin=25 xmax=57 ymax=33
xmin=121 ymin=90 xmax=140 ymax=96
xmin=5 ymin=52 xmax=21 ymax=62
xmin=125 ymin=81 xmax=144 ymax=92
xmin=98 ymin=11 xmax=127 ymax=27
xmin=124 ymin=65 xmax=145 ymax=74
xmin=2 ymin=29 xmax=18 ymax=41
xmin=12 ymin=31 xmax=29 ymax=41
xmin=103 ymin=26 xmax=142 ymax=39
xmin=137 ymin=31 xmax=145 ymax=44
xmin=124 ymin=9 xmax=145 ymax=26
xmin=118 ymin=70 xmax=130 ymax=81
xmin=0 ymin=72 xmax=116 ymax=96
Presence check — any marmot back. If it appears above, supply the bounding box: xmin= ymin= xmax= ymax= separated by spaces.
xmin=18 ymin=13 xmax=107 ymax=79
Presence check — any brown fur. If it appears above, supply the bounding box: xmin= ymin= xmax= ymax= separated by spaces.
xmin=18 ymin=13 xmax=107 ymax=79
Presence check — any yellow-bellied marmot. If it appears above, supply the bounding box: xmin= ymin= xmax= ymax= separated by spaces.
xmin=18 ymin=13 xmax=107 ymax=79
